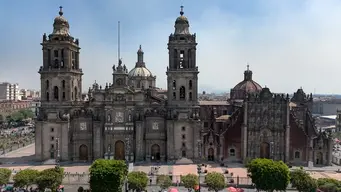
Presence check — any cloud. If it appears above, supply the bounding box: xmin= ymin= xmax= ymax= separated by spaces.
xmin=1 ymin=0 xmax=341 ymax=94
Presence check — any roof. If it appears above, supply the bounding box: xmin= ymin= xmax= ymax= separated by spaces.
xmin=128 ymin=67 xmax=153 ymax=77
xmin=199 ymin=101 xmax=230 ymax=106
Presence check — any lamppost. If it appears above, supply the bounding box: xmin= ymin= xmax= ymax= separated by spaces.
xmin=197 ymin=139 xmax=202 ymax=159
xmin=124 ymin=137 xmax=130 ymax=192
xmin=197 ymin=164 xmax=202 ymax=192
xmin=55 ymin=137 xmax=60 ymax=168
xmin=270 ymin=141 xmax=274 ymax=160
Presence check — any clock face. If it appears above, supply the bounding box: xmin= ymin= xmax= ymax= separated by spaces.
xmin=115 ymin=112 xmax=124 ymax=123
xmin=152 ymin=122 xmax=159 ymax=130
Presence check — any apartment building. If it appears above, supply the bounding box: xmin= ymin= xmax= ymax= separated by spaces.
xmin=0 ymin=82 xmax=20 ymax=101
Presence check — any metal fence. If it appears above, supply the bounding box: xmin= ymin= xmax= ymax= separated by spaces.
xmin=62 ymin=173 xmax=252 ymax=187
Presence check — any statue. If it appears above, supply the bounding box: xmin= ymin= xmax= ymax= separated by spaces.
xmin=43 ymin=33 xmax=47 ymax=42
xmin=112 ymin=65 xmax=116 ymax=71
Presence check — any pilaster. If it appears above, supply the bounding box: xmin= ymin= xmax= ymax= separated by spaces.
xmin=242 ymin=103 xmax=248 ymax=161
xmin=285 ymin=103 xmax=290 ymax=163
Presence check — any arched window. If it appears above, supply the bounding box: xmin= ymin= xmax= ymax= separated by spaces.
xmin=53 ymin=86 xmax=59 ymax=100
xmin=54 ymin=59 xmax=59 ymax=68
xmin=46 ymin=80 xmax=49 ymax=90
xmin=189 ymin=92 xmax=192 ymax=101
xmin=46 ymin=92 xmax=49 ymax=101
xmin=62 ymin=92 xmax=65 ymax=100
xmin=180 ymin=86 xmax=186 ymax=100
xmin=189 ymin=80 xmax=192 ymax=90
xmin=229 ymin=148 xmax=235 ymax=157
xmin=172 ymin=80 xmax=176 ymax=90
xmin=294 ymin=151 xmax=300 ymax=159
xmin=74 ymin=87 xmax=78 ymax=100
xmin=62 ymin=80 xmax=65 ymax=89
xmin=173 ymin=92 xmax=176 ymax=100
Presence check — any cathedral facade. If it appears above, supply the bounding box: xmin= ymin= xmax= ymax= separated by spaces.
xmin=35 ymin=6 xmax=332 ymax=166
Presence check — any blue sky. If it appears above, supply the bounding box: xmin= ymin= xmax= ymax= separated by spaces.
xmin=1 ymin=0 xmax=341 ymax=94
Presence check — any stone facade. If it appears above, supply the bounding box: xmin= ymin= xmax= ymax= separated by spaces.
xmin=35 ymin=6 xmax=332 ymax=166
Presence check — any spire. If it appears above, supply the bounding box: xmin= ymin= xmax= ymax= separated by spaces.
xmin=244 ymin=64 xmax=253 ymax=81
xmin=59 ymin=6 xmax=63 ymax=16
xmin=180 ymin=5 xmax=184 ymax=16
xmin=136 ymin=45 xmax=145 ymax=67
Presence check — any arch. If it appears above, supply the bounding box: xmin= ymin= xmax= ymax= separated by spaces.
xmin=79 ymin=144 xmax=88 ymax=161
xmin=189 ymin=80 xmax=192 ymax=90
xmin=46 ymin=80 xmax=49 ymax=89
xmin=189 ymin=92 xmax=192 ymax=101
xmin=260 ymin=142 xmax=270 ymax=158
xmin=151 ymin=144 xmax=161 ymax=161
xmin=229 ymin=148 xmax=236 ymax=157
xmin=115 ymin=140 xmax=125 ymax=160
xmin=172 ymin=80 xmax=176 ymax=90
xmin=294 ymin=151 xmax=300 ymax=159
xmin=316 ymin=152 xmax=323 ymax=165
xmin=74 ymin=87 xmax=78 ymax=100
xmin=46 ymin=92 xmax=50 ymax=101
xmin=62 ymin=80 xmax=65 ymax=89
xmin=208 ymin=148 xmax=214 ymax=161
xmin=180 ymin=86 xmax=186 ymax=100
xmin=182 ymin=150 xmax=186 ymax=157
xmin=53 ymin=86 xmax=59 ymax=100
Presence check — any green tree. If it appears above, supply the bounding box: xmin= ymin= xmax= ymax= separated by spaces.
xmin=317 ymin=178 xmax=341 ymax=191
xmin=13 ymin=169 xmax=39 ymax=188
xmin=36 ymin=167 xmax=64 ymax=191
xmin=127 ymin=171 xmax=148 ymax=192
xmin=181 ymin=174 xmax=199 ymax=190
xmin=89 ymin=159 xmax=128 ymax=192
xmin=156 ymin=175 xmax=172 ymax=190
xmin=0 ymin=168 xmax=12 ymax=185
xmin=247 ymin=158 xmax=290 ymax=192
xmin=205 ymin=172 xmax=225 ymax=192
xmin=290 ymin=168 xmax=317 ymax=192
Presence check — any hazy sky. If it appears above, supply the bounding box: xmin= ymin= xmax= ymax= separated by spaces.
xmin=1 ymin=0 xmax=341 ymax=94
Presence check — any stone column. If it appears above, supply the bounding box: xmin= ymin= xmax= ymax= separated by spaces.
xmin=242 ymin=102 xmax=248 ymax=161
xmin=135 ymin=122 xmax=144 ymax=161
xmin=219 ymin=135 xmax=224 ymax=162
xmin=285 ymin=103 xmax=290 ymax=163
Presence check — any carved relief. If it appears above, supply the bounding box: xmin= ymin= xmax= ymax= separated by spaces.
xmin=80 ymin=122 xmax=87 ymax=131
xmin=115 ymin=112 xmax=124 ymax=123
xmin=152 ymin=122 xmax=159 ymax=130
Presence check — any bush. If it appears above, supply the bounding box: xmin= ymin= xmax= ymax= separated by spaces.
xmin=290 ymin=168 xmax=317 ymax=192
xmin=156 ymin=175 xmax=172 ymax=190
xmin=205 ymin=172 xmax=225 ymax=192
xmin=89 ymin=159 xmax=128 ymax=192
xmin=127 ymin=171 xmax=149 ymax=192
xmin=36 ymin=167 xmax=64 ymax=191
xmin=247 ymin=158 xmax=290 ymax=191
xmin=181 ymin=174 xmax=199 ymax=190
xmin=0 ymin=168 xmax=12 ymax=185
xmin=13 ymin=169 xmax=39 ymax=188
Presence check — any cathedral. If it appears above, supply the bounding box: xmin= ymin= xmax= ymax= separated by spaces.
xmin=35 ymin=6 xmax=333 ymax=166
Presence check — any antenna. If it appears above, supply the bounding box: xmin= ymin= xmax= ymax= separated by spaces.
xmin=118 ymin=21 xmax=121 ymax=63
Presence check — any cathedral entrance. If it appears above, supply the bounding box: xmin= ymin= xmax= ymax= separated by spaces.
xmin=208 ymin=148 xmax=214 ymax=161
xmin=151 ymin=144 xmax=161 ymax=162
xmin=115 ymin=140 xmax=125 ymax=160
xmin=260 ymin=142 xmax=270 ymax=159
xmin=79 ymin=145 xmax=88 ymax=161
xmin=316 ymin=152 xmax=323 ymax=165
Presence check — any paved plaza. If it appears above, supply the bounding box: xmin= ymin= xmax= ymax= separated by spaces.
xmin=1 ymin=143 xmax=341 ymax=186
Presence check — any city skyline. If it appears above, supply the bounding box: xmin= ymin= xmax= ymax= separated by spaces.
xmin=1 ymin=0 xmax=341 ymax=94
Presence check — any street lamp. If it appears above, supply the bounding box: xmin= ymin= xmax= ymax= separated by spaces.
xmin=197 ymin=139 xmax=202 ymax=159
xmin=55 ymin=137 xmax=60 ymax=168
xmin=270 ymin=141 xmax=274 ymax=160
xmin=197 ymin=164 xmax=202 ymax=192
xmin=125 ymin=137 xmax=130 ymax=192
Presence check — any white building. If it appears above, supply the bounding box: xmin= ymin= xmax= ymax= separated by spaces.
xmin=0 ymin=82 xmax=20 ymax=101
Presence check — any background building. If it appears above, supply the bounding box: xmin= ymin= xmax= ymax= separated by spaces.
xmin=0 ymin=82 xmax=20 ymax=101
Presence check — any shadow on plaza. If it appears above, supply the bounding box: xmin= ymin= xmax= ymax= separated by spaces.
xmin=0 ymin=154 xmax=39 ymax=167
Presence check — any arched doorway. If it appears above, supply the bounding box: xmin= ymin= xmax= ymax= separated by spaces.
xmin=79 ymin=145 xmax=88 ymax=161
xmin=208 ymin=148 xmax=214 ymax=161
xmin=260 ymin=142 xmax=270 ymax=158
xmin=316 ymin=152 xmax=323 ymax=165
xmin=115 ymin=140 xmax=125 ymax=160
xmin=151 ymin=144 xmax=161 ymax=161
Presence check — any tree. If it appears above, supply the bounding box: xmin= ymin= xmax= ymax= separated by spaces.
xmin=317 ymin=178 xmax=341 ymax=191
xmin=13 ymin=169 xmax=39 ymax=188
xmin=181 ymin=174 xmax=199 ymax=191
xmin=205 ymin=172 xmax=225 ymax=192
xmin=290 ymin=168 xmax=317 ymax=192
xmin=89 ymin=159 xmax=128 ymax=192
xmin=247 ymin=158 xmax=290 ymax=192
xmin=36 ymin=167 xmax=64 ymax=191
xmin=156 ymin=175 xmax=172 ymax=190
xmin=0 ymin=168 xmax=12 ymax=185
xmin=127 ymin=171 xmax=148 ymax=192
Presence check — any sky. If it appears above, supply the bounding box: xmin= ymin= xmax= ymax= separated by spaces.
xmin=1 ymin=0 xmax=341 ymax=94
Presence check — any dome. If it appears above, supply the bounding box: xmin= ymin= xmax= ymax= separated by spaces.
xmin=52 ymin=6 xmax=70 ymax=36
xmin=230 ymin=65 xmax=262 ymax=100
xmin=175 ymin=15 xmax=189 ymax=25
xmin=128 ymin=67 xmax=153 ymax=77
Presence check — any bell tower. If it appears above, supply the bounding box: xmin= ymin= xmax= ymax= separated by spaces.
xmin=39 ymin=6 xmax=83 ymax=104
xmin=167 ymin=6 xmax=199 ymax=107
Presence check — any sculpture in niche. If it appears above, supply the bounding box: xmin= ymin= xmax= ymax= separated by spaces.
xmin=115 ymin=112 xmax=124 ymax=123
xmin=80 ymin=122 xmax=87 ymax=131
xmin=152 ymin=122 xmax=159 ymax=130
xmin=128 ymin=114 xmax=132 ymax=121
xmin=107 ymin=114 xmax=111 ymax=122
